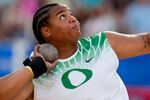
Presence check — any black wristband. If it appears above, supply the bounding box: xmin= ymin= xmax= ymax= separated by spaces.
xmin=23 ymin=58 xmax=31 ymax=66
xmin=23 ymin=57 xmax=47 ymax=78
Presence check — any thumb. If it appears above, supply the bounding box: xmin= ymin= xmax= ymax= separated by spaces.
xmin=51 ymin=60 xmax=58 ymax=67
xmin=46 ymin=60 xmax=58 ymax=71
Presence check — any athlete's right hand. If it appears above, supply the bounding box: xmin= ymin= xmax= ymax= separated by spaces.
xmin=33 ymin=44 xmax=58 ymax=71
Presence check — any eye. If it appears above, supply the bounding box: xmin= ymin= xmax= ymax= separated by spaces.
xmin=60 ymin=15 xmax=66 ymax=20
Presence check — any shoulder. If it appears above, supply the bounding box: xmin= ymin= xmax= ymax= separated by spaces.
xmin=79 ymin=32 xmax=107 ymax=42
xmin=78 ymin=32 xmax=110 ymax=49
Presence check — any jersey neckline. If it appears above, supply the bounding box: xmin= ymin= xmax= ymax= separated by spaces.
xmin=58 ymin=43 xmax=79 ymax=62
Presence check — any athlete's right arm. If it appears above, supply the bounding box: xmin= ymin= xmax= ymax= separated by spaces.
xmin=0 ymin=67 xmax=34 ymax=100
xmin=0 ymin=45 xmax=58 ymax=100
xmin=13 ymin=81 xmax=34 ymax=100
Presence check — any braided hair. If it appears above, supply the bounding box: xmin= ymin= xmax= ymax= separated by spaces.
xmin=32 ymin=3 xmax=58 ymax=44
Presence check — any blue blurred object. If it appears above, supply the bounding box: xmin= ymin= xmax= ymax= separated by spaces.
xmin=0 ymin=40 xmax=12 ymax=76
xmin=0 ymin=39 xmax=34 ymax=77
xmin=118 ymin=54 xmax=150 ymax=85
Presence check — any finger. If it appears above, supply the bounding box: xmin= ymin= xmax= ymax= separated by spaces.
xmin=46 ymin=60 xmax=58 ymax=70
xmin=51 ymin=60 xmax=58 ymax=67
xmin=34 ymin=44 xmax=40 ymax=56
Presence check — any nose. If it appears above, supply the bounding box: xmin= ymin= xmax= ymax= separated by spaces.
xmin=69 ymin=15 xmax=77 ymax=23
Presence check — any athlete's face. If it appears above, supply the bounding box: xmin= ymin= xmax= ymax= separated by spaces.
xmin=42 ymin=4 xmax=81 ymax=45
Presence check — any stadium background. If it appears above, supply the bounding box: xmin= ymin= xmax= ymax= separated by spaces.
xmin=0 ymin=0 xmax=150 ymax=99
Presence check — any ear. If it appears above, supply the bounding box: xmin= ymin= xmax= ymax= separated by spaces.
xmin=41 ymin=26 xmax=51 ymax=38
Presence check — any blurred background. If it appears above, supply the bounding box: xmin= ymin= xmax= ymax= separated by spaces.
xmin=0 ymin=0 xmax=150 ymax=99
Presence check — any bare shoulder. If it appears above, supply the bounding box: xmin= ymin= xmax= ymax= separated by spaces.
xmin=104 ymin=31 xmax=150 ymax=59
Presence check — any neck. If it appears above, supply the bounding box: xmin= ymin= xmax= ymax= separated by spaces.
xmin=53 ymin=42 xmax=78 ymax=59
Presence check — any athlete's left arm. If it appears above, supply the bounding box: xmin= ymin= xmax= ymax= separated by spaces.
xmin=105 ymin=31 xmax=150 ymax=59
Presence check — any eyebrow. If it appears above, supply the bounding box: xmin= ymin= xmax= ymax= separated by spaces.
xmin=55 ymin=10 xmax=66 ymax=16
xmin=55 ymin=9 xmax=71 ymax=16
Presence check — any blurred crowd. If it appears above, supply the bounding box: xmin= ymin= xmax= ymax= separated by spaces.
xmin=1 ymin=0 xmax=150 ymax=42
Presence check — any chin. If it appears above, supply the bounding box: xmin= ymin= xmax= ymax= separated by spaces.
xmin=69 ymin=30 xmax=81 ymax=40
xmin=74 ymin=32 xmax=81 ymax=40
xmin=75 ymin=30 xmax=81 ymax=36
xmin=70 ymin=35 xmax=80 ymax=43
